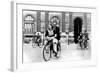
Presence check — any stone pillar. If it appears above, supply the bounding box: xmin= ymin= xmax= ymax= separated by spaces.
xmin=62 ymin=12 xmax=65 ymax=32
xmin=87 ymin=13 xmax=91 ymax=33
xmin=69 ymin=12 xmax=73 ymax=32
xmin=37 ymin=11 xmax=41 ymax=32
xmin=45 ymin=11 xmax=49 ymax=31
xmin=84 ymin=13 xmax=87 ymax=31
xmin=82 ymin=13 xmax=87 ymax=32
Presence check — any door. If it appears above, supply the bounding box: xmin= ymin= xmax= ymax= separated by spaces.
xmin=74 ymin=17 xmax=83 ymax=43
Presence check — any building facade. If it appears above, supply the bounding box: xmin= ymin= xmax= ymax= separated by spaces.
xmin=22 ymin=10 xmax=91 ymax=43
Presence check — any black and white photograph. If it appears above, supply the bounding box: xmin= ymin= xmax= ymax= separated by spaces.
xmin=22 ymin=9 xmax=91 ymax=63
xmin=11 ymin=2 xmax=97 ymax=71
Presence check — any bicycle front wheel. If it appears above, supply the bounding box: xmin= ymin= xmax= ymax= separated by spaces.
xmin=43 ymin=45 xmax=51 ymax=61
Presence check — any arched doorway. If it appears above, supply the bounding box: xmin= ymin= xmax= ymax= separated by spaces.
xmin=74 ymin=17 xmax=83 ymax=43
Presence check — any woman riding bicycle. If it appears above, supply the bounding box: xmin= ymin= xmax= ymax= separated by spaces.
xmin=45 ymin=24 xmax=58 ymax=56
xmin=45 ymin=22 xmax=61 ymax=56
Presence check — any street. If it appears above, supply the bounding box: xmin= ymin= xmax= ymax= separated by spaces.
xmin=23 ymin=42 xmax=91 ymax=63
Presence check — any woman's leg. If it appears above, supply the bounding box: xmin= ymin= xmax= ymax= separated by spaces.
xmin=53 ymin=38 xmax=58 ymax=53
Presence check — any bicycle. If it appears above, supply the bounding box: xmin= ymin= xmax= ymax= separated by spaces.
xmin=32 ymin=35 xmax=43 ymax=48
xmin=78 ymin=33 xmax=89 ymax=50
xmin=43 ymin=37 xmax=61 ymax=61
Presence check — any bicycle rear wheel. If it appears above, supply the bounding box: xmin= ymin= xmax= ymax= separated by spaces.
xmin=56 ymin=43 xmax=61 ymax=58
xmin=84 ymin=41 xmax=89 ymax=50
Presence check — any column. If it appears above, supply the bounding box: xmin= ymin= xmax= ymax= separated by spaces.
xmin=84 ymin=13 xmax=87 ymax=31
xmin=45 ymin=11 xmax=49 ymax=31
xmin=62 ymin=12 xmax=65 ymax=32
xmin=82 ymin=13 xmax=86 ymax=32
xmin=37 ymin=11 xmax=41 ymax=32
xmin=69 ymin=12 xmax=73 ymax=32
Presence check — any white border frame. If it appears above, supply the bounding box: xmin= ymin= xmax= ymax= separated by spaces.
xmin=11 ymin=1 xmax=97 ymax=72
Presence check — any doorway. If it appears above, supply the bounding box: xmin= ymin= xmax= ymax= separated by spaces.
xmin=74 ymin=17 xmax=83 ymax=43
